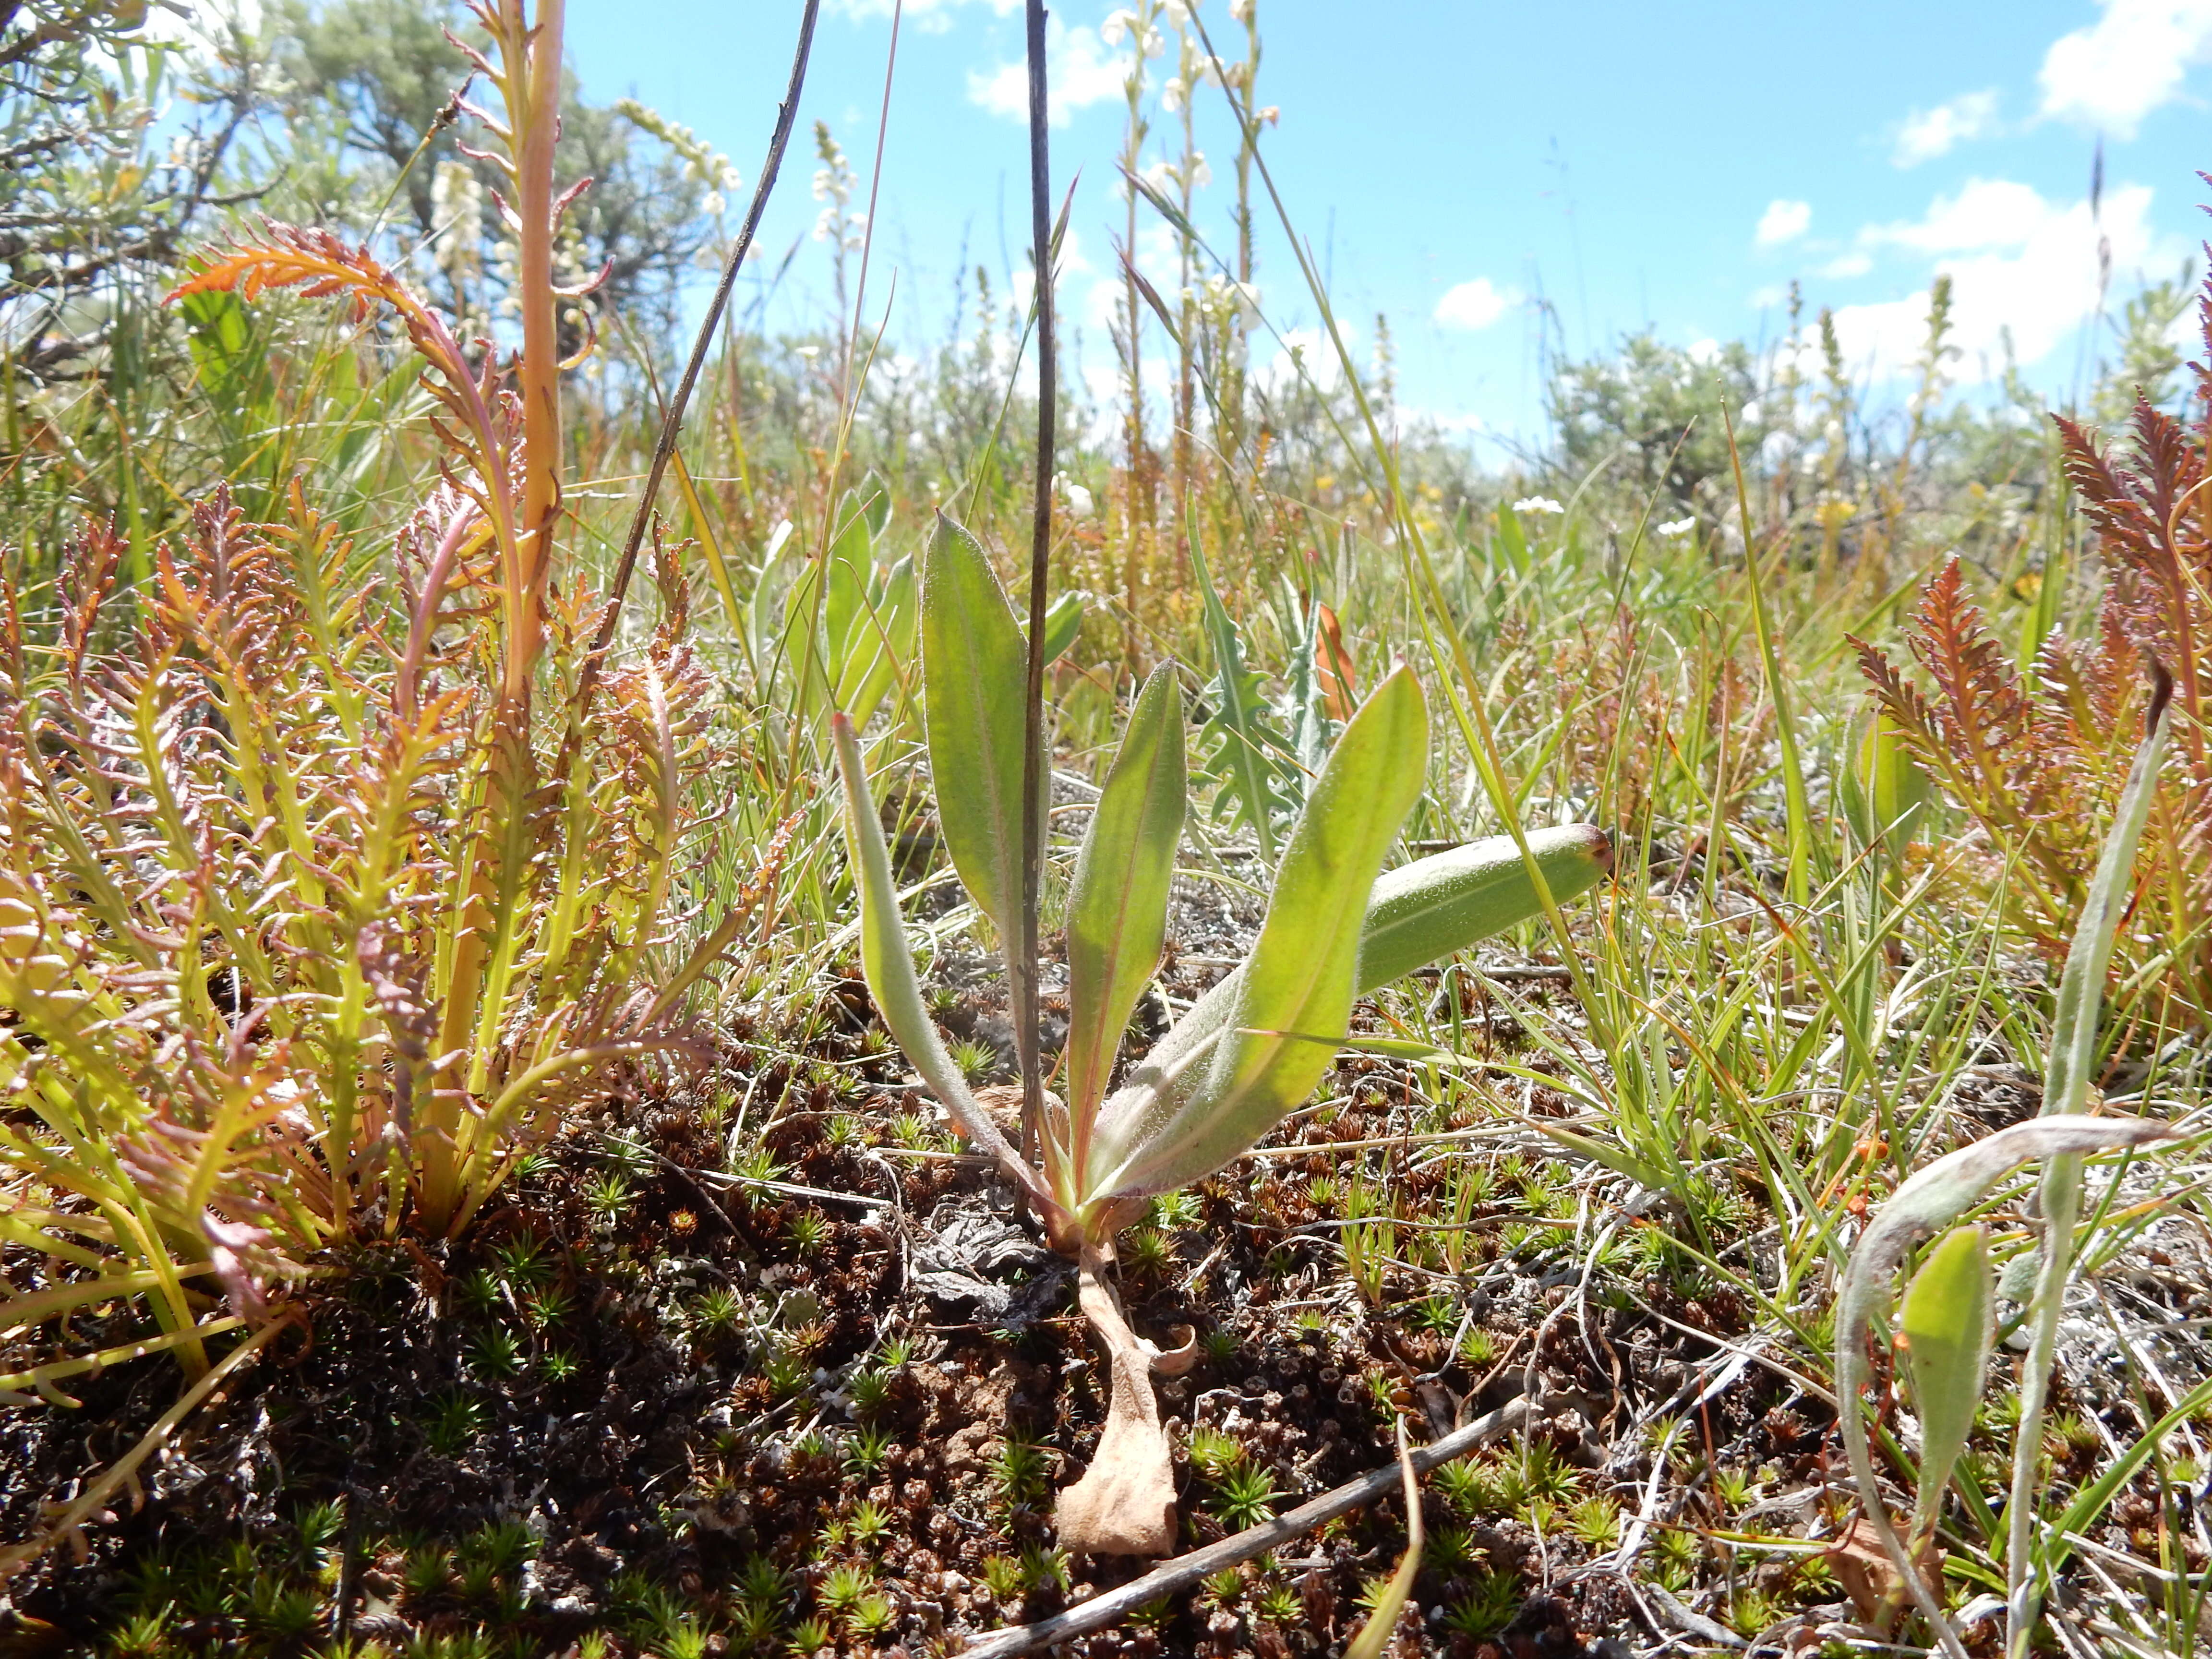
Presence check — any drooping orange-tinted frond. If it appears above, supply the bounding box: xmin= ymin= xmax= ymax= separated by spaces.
xmin=170 ymin=224 xmax=416 ymax=330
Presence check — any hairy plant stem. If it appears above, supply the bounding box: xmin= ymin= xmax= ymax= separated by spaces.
xmin=2006 ymin=1154 xmax=2080 ymax=1655
xmin=1016 ymin=0 xmax=1053 ymax=1172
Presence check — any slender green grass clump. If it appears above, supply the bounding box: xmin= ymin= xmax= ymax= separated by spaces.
xmin=1834 ymin=674 xmax=2183 ymax=1659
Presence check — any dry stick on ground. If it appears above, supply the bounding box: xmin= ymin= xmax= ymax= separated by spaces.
xmin=573 ymin=0 xmax=822 ymax=717
xmin=959 ymin=1394 xmax=1541 ymax=1659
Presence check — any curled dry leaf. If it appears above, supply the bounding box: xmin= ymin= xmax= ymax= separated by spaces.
xmin=1828 ymin=1514 xmax=1943 ymax=1628
xmin=976 ymin=1082 xmax=1066 ymax=1147
xmin=1054 ymin=1245 xmax=1189 ymax=1556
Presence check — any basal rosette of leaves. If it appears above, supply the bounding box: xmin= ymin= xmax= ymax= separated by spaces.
xmin=832 ymin=511 xmax=1612 ymax=1556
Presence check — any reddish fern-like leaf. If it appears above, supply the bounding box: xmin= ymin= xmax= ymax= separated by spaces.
xmin=1905 ymin=560 xmax=2039 ymax=813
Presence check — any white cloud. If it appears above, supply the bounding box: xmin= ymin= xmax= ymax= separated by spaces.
xmin=1133 ymin=221 xmax=1179 ymax=286
xmin=1433 ymin=277 xmax=1515 ymax=331
xmin=2039 ymin=0 xmax=2212 ymax=137
xmin=1892 ymin=89 xmax=1999 ymax=166
xmin=1816 ymin=177 xmax=2174 ymax=382
xmin=1861 ymin=177 xmax=2056 ymax=253
xmin=1821 ymin=252 xmax=1875 ymax=279
xmin=968 ymin=19 xmax=1127 ymax=125
xmin=1755 ymin=199 xmax=1812 ymax=248
xmin=1082 ymin=274 xmax=1122 ymax=336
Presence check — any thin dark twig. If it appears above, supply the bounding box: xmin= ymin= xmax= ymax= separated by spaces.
xmin=1015 ymin=0 xmax=1054 ymax=1163
xmin=577 ymin=0 xmax=822 ymax=709
xmin=960 ymin=1394 xmax=1539 ymax=1657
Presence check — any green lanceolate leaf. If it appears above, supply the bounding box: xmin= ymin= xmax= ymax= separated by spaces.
xmin=856 ymin=469 xmax=893 ymax=537
xmin=1832 ymin=1112 xmax=2176 ymax=1659
xmin=1134 ymin=824 xmax=1612 ymax=1095
xmin=1494 ymin=501 xmax=1531 ymax=577
xmin=2044 ymin=669 xmax=2172 ymax=1119
xmin=824 ymin=489 xmax=874 ymax=667
xmin=1357 ymin=824 xmax=1612 ymax=987
xmin=828 ymin=713 xmax=1051 ymax=1211
xmin=836 ymin=553 xmax=916 ymax=731
xmin=1843 ymin=708 xmax=1936 ymax=853
xmin=920 ymin=512 xmax=1037 ymax=948
xmin=1086 ymin=666 xmax=1429 ymax=1202
xmin=1899 ymin=1224 xmax=1993 ymax=1540
xmin=1063 ymin=662 xmax=1186 ymax=1142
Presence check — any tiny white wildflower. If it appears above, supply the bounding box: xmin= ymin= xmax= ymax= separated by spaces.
xmin=1162 ymin=0 xmax=1192 ymax=24
xmin=1162 ymin=74 xmax=1186 ymax=111
xmin=1188 ymin=150 xmax=1211 ymax=188
xmin=1656 ymin=517 xmax=1695 ymax=538
xmin=1064 ymin=482 xmax=1095 ymax=520
xmin=1229 ymin=0 xmax=1252 ymax=20
xmin=1512 ymin=495 xmax=1565 ymax=516
xmin=1101 ymin=8 xmax=1135 ymax=45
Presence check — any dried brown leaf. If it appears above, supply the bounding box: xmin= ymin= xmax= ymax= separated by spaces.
xmin=1054 ymin=1245 xmax=1180 ymax=1558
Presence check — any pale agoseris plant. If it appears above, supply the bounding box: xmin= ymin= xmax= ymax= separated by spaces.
xmin=830 ymin=513 xmax=1609 ymax=1554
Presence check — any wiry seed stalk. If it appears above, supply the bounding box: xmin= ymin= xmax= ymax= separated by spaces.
xmin=1017 ymin=0 xmax=1054 ymax=1171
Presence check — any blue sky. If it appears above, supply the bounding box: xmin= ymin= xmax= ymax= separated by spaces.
xmin=565 ymin=0 xmax=2212 ymax=457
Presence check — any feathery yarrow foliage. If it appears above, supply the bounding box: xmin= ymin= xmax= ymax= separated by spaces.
xmin=0 ymin=2 xmax=753 ymax=1480
xmin=1855 ymin=267 xmax=2212 ymax=1020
